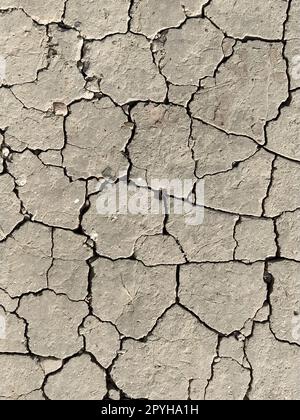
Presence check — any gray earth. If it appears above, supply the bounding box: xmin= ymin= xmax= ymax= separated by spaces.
xmin=0 ymin=0 xmax=299 ymax=401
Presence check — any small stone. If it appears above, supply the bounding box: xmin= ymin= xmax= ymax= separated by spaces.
xmin=53 ymin=102 xmax=68 ymax=116
xmin=108 ymin=389 xmax=121 ymax=400
xmin=90 ymin=232 xmax=99 ymax=242
xmin=1 ymin=147 xmax=10 ymax=158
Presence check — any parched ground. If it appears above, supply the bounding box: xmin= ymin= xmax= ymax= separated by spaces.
xmin=0 ymin=0 xmax=300 ymax=401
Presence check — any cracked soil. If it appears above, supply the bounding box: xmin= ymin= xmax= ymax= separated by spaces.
xmin=0 ymin=0 xmax=300 ymax=401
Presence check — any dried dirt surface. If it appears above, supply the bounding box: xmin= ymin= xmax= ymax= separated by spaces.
xmin=0 ymin=0 xmax=299 ymax=401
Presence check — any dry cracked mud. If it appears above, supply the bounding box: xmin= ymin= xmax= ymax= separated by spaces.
xmin=0 ymin=0 xmax=299 ymax=401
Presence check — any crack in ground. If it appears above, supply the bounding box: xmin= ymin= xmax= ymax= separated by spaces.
xmin=0 ymin=0 xmax=299 ymax=401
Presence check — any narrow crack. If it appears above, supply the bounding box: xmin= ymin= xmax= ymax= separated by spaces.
xmin=204 ymin=335 xmax=221 ymax=400
xmin=261 ymin=155 xmax=277 ymax=217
